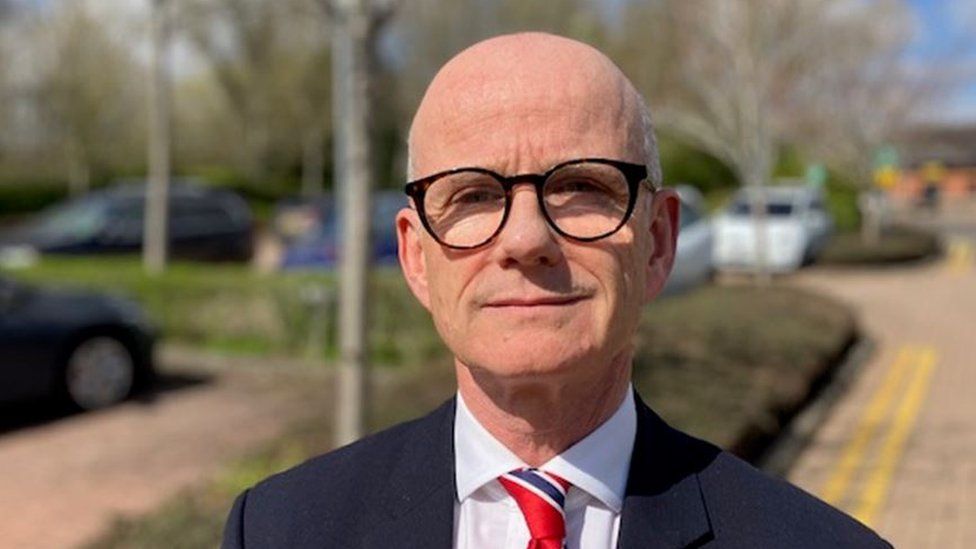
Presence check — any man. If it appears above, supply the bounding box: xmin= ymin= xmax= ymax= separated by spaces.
xmin=222 ymin=33 xmax=890 ymax=548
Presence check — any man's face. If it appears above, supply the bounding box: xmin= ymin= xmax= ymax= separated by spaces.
xmin=397 ymin=36 xmax=677 ymax=384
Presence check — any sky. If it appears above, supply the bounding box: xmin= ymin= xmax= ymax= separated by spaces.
xmin=904 ymin=0 xmax=976 ymax=123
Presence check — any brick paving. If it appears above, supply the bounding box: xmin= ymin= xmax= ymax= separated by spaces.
xmin=0 ymin=347 xmax=332 ymax=549
xmin=787 ymin=199 xmax=976 ymax=548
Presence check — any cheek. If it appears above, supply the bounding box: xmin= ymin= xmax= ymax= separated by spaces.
xmin=602 ymin=238 xmax=648 ymax=334
xmin=423 ymin=255 xmax=479 ymax=344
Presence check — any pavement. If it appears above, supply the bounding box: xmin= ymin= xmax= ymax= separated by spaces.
xmin=786 ymin=198 xmax=976 ymax=548
xmin=0 ymin=347 xmax=332 ymax=549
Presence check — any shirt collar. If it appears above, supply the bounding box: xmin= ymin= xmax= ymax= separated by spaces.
xmin=454 ymin=386 xmax=636 ymax=512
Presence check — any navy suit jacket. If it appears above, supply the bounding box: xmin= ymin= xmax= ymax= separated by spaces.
xmin=222 ymin=392 xmax=891 ymax=548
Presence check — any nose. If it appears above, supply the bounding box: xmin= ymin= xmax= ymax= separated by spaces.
xmin=492 ymin=184 xmax=562 ymax=267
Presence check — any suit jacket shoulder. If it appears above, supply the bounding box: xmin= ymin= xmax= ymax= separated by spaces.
xmin=221 ymin=399 xmax=457 ymax=549
xmin=624 ymin=396 xmax=892 ymax=548
xmin=698 ymin=449 xmax=891 ymax=547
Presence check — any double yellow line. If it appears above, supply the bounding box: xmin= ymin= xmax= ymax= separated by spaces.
xmin=946 ymin=239 xmax=974 ymax=275
xmin=819 ymin=345 xmax=938 ymax=527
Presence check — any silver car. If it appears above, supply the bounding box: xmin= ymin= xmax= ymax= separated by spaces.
xmin=662 ymin=185 xmax=715 ymax=296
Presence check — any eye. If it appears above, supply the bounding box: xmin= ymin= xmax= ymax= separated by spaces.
xmin=450 ymin=186 xmax=504 ymax=205
xmin=548 ymin=177 xmax=610 ymax=195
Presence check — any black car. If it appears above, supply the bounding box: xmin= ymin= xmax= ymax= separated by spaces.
xmin=0 ymin=180 xmax=254 ymax=262
xmin=0 ymin=276 xmax=156 ymax=410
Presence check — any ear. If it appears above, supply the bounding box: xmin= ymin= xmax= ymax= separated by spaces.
xmin=643 ymin=188 xmax=680 ymax=303
xmin=396 ymin=206 xmax=432 ymax=311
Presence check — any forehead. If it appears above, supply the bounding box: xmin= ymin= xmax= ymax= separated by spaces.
xmin=410 ymin=39 xmax=644 ymax=177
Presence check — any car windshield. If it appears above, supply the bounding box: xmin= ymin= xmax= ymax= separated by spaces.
xmin=30 ymin=198 xmax=107 ymax=240
xmin=730 ymin=200 xmax=794 ymax=216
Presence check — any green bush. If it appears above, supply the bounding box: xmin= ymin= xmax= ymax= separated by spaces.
xmin=824 ymin=173 xmax=862 ymax=233
xmin=818 ymin=225 xmax=941 ymax=266
xmin=0 ymin=184 xmax=69 ymax=217
xmin=658 ymin=134 xmax=737 ymax=194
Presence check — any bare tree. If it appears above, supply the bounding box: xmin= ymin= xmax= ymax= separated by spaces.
xmin=284 ymin=1 xmax=334 ymax=196
xmin=786 ymin=0 xmax=943 ymax=244
xmin=31 ymin=0 xmax=143 ymax=195
xmin=180 ymin=0 xmax=333 ymax=187
xmin=0 ymin=1 xmax=13 ymax=161
xmin=619 ymin=0 xmax=877 ymax=281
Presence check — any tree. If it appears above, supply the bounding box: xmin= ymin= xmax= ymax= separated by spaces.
xmin=785 ymin=0 xmax=938 ymax=244
xmin=617 ymin=0 xmax=909 ymax=280
xmin=31 ymin=0 xmax=144 ymax=194
xmin=0 ymin=0 xmax=14 ymax=162
xmin=181 ymin=0 xmax=332 ymax=187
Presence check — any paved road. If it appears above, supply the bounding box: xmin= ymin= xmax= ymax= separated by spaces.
xmin=787 ymin=199 xmax=976 ymax=547
xmin=0 ymin=348 xmax=331 ymax=549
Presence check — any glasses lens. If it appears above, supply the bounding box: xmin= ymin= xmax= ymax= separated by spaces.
xmin=423 ymin=171 xmax=506 ymax=247
xmin=543 ymin=162 xmax=632 ymax=239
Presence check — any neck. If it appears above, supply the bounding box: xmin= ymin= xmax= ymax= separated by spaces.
xmin=456 ymin=351 xmax=632 ymax=467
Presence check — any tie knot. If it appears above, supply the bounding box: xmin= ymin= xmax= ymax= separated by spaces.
xmin=498 ymin=468 xmax=572 ymax=546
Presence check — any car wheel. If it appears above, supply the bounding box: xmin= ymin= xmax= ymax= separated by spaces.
xmin=64 ymin=336 xmax=135 ymax=410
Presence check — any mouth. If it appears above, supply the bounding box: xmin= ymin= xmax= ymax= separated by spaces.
xmin=483 ymin=295 xmax=588 ymax=308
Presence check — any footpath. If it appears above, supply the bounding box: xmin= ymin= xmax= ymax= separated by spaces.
xmin=0 ymin=347 xmax=330 ymax=549
xmin=786 ymin=200 xmax=976 ymax=548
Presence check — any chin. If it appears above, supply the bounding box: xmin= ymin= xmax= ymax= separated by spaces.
xmin=460 ymin=330 xmax=599 ymax=379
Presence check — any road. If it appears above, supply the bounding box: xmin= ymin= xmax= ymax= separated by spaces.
xmin=0 ymin=348 xmax=331 ymax=549
xmin=787 ymin=199 xmax=976 ymax=547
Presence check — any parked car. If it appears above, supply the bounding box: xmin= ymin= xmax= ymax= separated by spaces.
xmin=0 ymin=180 xmax=254 ymax=262
xmin=278 ymin=191 xmax=406 ymax=269
xmin=661 ymin=185 xmax=715 ymax=296
xmin=713 ymin=184 xmax=833 ymax=273
xmin=0 ymin=276 xmax=156 ymax=410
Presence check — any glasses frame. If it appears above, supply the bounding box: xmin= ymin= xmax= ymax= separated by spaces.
xmin=404 ymin=157 xmax=654 ymax=250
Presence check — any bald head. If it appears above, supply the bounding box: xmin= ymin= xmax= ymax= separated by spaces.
xmin=407 ymin=33 xmax=660 ymax=185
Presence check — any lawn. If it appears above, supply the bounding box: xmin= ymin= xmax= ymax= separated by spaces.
xmin=3 ymin=257 xmax=441 ymax=364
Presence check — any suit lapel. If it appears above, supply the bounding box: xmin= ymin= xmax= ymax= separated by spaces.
xmin=617 ymin=394 xmax=716 ymax=549
xmin=364 ymin=398 xmax=457 ymax=549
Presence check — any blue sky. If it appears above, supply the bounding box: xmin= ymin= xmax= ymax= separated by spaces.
xmin=905 ymin=0 xmax=976 ymax=122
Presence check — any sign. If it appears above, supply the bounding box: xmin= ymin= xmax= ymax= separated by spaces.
xmin=874 ymin=145 xmax=899 ymax=171
xmin=873 ymin=165 xmax=899 ymax=190
xmin=805 ymin=163 xmax=827 ymax=188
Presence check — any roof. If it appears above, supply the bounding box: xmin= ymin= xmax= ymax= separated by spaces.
xmin=898 ymin=124 xmax=976 ymax=168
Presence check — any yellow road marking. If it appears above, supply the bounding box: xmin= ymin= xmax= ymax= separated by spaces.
xmin=854 ymin=347 xmax=938 ymax=527
xmin=946 ymin=239 xmax=974 ymax=275
xmin=820 ymin=347 xmax=913 ymax=505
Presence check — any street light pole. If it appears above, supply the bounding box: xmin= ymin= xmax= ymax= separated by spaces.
xmin=144 ymin=0 xmax=171 ymax=275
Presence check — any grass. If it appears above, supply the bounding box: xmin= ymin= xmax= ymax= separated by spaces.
xmin=80 ymin=273 xmax=856 ymax=549
xmin=818 ymin=225 xmax=942 ymax=266
xmin=2 ymin=257 xmax=442 ymax=366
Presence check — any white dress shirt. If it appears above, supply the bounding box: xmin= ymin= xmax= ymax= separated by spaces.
xmin=453 ymin=388 xmax=637 ymax=549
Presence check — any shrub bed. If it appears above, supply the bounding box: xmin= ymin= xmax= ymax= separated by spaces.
xmin=817 ymin=225 xmax=941 ymax=266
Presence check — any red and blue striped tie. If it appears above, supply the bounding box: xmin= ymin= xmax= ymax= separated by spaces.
xmin=498 ymin=468 xmax=572 ymax=549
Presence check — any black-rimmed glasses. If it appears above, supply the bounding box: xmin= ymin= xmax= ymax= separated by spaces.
xmin=404 ymin=158 xmax=654 ymax=250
